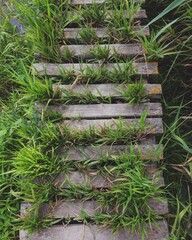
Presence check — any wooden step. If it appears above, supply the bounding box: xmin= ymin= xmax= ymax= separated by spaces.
xmin=60 ymin=44 xmax=144 ymax=58
xmin=62 ymin=118 xmax=163 ymax=133
xmin=21 ymin=198 xmax=168 ymax=219
xmin=37 ymin=103 xmax=162 ymax=119
xmin=53 ymin=170 xmax=164 ymax=189
xmin=20 ymin=220 xmax=169 ymax=240
xmin=59 ymin=144 xmax=163 ymax=161
xmin=63 ymin=26 xmax=150 ymax=41
xmin=68 ymin=0 xmax=145 ymax=6
xmin=68 ymin=9 xmax=147 ymax=21
xmin=54 ymin=83 xmax=162 ymax=99
xmin=32 ymin=62 xmax=158 ymax=76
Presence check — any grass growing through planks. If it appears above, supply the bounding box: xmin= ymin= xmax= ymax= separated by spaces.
xmin=107 ymin=0 xmax=142 ymax=43
xmin=52 ymin=111 xmax=150 ymax=145
xmin=78 ymin=26 xmax=99 ymax=44
xmin=2 ymin=0 xmax=191 ymax=238
xmin=57 ymin=60 xmax=137 ymax=84
xmin=55 ymin=88 xmax=112 ymax=104
xmin=19 ymin=146 xmax=164 ymax=236
xmin=119 ymin=81 xmax=147 ymax=104
xmin=78 ymin=2 xmax=107 ymax=26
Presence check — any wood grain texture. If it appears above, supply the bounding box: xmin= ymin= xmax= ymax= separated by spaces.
xmin=32 ymin=62 xmax=158 ymax=76
xmin=68 ymin=9 xmax=147 ymax=20
xmin=53 ymin=170 xmax=164 ymax=189
xmin=21 ymin=198 xmax=168 ymax=219
xmin=37 ymin=103 xmax=162 ymax=119
xmin=68 ymin=0 xmax=145 ymax=5
xmin=62 ymin=118 xmax=163 ymax=133
xmin=20 ymin=220 xmax=169 ymax=240
xmin=59 ymin=144 xmax=163 ymax=161
xmin=60 ymin=44 xmax=144 ymax=58
xmin=54 ymin=83 xmax=162 ymax=98
xmin=63 ymin=26 xmax=150 ymax=40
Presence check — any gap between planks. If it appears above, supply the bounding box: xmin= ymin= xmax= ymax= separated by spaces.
xmin=53 ymin=170 xmax=165 ymax=189
xmin=59 ymin=144 xmax=163 ymax=161
xmin=63 ymin=26 xmax=150 ymax=40
xmin=36 ymin=102 xmax=163 ymax=119
xmin=68 ymin=9 xmax=147 ymax=20
xmin=60 ymin=118 xmax=163 ymax=135
xmin=68 ymin=0 xmax=145 ymax=6
xmin=60 ymin=44 xmax=145 ymax=58
xmin=21 ymin=198 xmax=169 ymax=219
xmin=20 ymin=220 xmax=169 ymax=240
xmin=53 ymin=83 xmax=162 ymax=99
xmin=32 ymin=62 xmax=158 ymax=76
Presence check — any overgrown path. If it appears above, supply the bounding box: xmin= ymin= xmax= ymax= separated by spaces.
xmin=20 ymin=0 xmax=169 ymax=239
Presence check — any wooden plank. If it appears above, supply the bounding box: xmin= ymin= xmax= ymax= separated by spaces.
xmin=37 ymin=103 xmax=162 ymax=119
xmin=20 ymin=220 xmax=169 ymax=240
xmin=54 ymin=84 xmax=162 ymax=98
xmin=60 ymin=44 xmax=144 ymax=58
xmin=68 ymin=0 xmax=145 ymax=5
xmin=63 ymin=26 xmax=150 ymax=40
xmin=21 ymin=198 xmax=168 ymax=218
xmin=59 ymin=144 xmax=163 ymax=161
xmin=53 ymin=170 xmax=164 ymax=189
xmin=32 ymin=62 xmax=158 ymax=76
xmin=62 ymin=118 xmax=163 ymax=133
xmin=68 ymin=9 xmax=147 ymax=20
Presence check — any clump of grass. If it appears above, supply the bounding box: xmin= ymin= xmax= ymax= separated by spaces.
xmin=12 ymin=143 xmax=68 ymax=179
xmin=12 ymin=0 xmax=76 ymax=62
xmin=90 ymin=44 xmax=112 ymax=62
xmin=58 ymin=112 xmax=149 ymax=146
xmin=58 ymin=88 xmax=111 ymax=104
xmin=139 ymin=33 xmax=177 ymax=61
xmin=43 ymin=109 xmax=64 ymax=122
xmin=53 ymin=60 xmax=137 ymax=84
xmin=107 ymin=0 xmax=141 ymax=42
xmin=111 ymin=60 xmax=137 ymax=83
xmin=119 ymin=81 xmax=147 ymax=104
xmin=60 ymin=46 xmax=75 ymax=62
xmin=78 ymin=3 xmax=107 ymax=26
xmin=78 ymin=26 xmax=99 ymax=44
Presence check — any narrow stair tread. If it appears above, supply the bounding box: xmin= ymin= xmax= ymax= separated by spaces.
xmin=55 ymin=83 xmax=162 ymax=98
xmin=60 ymin=44 xmax=144 ymax=58
xmin=32 ymin=62 xmax=158 ymax=76
xmin=20 ymin=220 xmax=169 ymax=240
xmin=37 ymin=102 xmax=163 ymax=119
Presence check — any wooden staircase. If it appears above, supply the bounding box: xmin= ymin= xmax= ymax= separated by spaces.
xmin=20 ymin=0 xmax=169 ymax=239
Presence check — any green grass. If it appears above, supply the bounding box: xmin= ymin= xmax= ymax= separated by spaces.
xmin=118 ymin=81 xmax=147 ymax=104
xmin=1 ymin=0 xmax=191 ymax=238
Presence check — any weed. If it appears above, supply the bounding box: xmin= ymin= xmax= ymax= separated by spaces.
xmin=107 ymin=0 xmax=141 ymax=42
xmin=90 ymin=44 xmax=112 ymax=62
xmin=119 ymin=81 xmax=147 ymax=104
xmin=78 ymin=26 xmax=99 ymax=44
xmin=79 ymin=3 xmax=107 ymax=26
xmin=58 ymin=88 xmax=112 ymax=104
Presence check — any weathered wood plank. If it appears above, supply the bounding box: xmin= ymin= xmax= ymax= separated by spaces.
xmin=20 ymin=220 xmax=169 ymax=240
xmin=37 ymin=103 xmax=162 ymax=119
xmin=68 ymin=9 xmax=147 ymax=20
xmin=54 ymin=84 xmax=162 ymax=98
xmin=62 ymin=118 xmax=163 ymax=133
xmin=68 ymin=0 xmax=145 ymax=5
xmin=60 ymin=144 xmax=163 ymax=161
xmin=53 ymin=170 xmax=164 ymax=189
xmin=21 ymin=198 xmax=168 ymax=219
xmin=32 ymin=62 xmax=158 ymax=76
xmin=63 ymin=26 xmax=150 ymax=40
xmin=60 ymin=44 xmax=144 ymax=58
